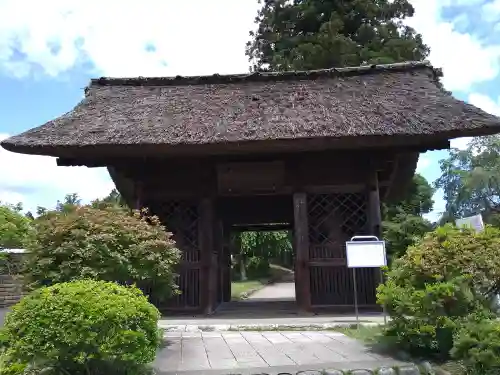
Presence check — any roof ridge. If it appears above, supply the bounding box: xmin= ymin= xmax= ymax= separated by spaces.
xmin=90 ymin=60 xmax=439 ymax=88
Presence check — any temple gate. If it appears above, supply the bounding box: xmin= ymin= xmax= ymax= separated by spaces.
xmin=2 ymin=61 xmax=500 ymax=314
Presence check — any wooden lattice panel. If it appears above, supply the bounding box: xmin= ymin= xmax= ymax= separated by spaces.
xmin=306 ymin=193 xmax=376 ymax=308
xmin=157 ymin=200 xmax=200 ymax=262
xmin=309 ymin=267 xmax=377 ymax=306
xmin=307 ymin=193 xmax=367 ymax=259
xmin=153 ymin=200 xmax=201 ymax=310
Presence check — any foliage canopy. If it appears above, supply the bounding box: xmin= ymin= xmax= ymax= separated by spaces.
xmin=436 ymin=135 xmax=500 ymax=224
xmin=382 ymin=173 xmax=434 ymax=260
xmin=246 ymin=0 xmax=429 ymax=72
xmin=0 ymin=203 xmax=31 ymax=249
xmin=378 ymin=224 xmax=500 ymax=357
xmin=23 ymin=205 xmax=181 ymax=301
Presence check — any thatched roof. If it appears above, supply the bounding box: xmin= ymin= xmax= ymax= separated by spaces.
xmin=2 ymin=61 xmax=500 ymax=158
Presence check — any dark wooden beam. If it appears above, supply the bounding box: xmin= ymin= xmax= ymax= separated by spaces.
xmin=293 ymin=192 xmax=311 ymax=312
xmin=367 ymin=170 xmax=382 ymax=239
xmin=199 ymin=198 xmax=216 ymax=314
xmin=134 ymin=182 xmax=143 ymax=210
xmin=231 ymin=223 xmax=292 ymax=232
xmin=54 ymin=141 xmax=450 ymax=168
xmin=384 ymin=156 xmax=400 ymax=201
xmin=367 ymin=169 xmax=383 ymax=287
xmin=222 ymin=222 xmax=231 ymax=302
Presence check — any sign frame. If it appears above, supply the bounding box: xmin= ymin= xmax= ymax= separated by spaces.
xmin=345 ymin=235 xmax=388 ymax=328
xmin=346 ymin=238 xmax=387 ymax=268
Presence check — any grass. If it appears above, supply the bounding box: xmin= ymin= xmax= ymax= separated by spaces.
xmin=334 ymin=324 xmax=384 ymax=344
xmin=230 ymin=279 xmax=266 ymax=300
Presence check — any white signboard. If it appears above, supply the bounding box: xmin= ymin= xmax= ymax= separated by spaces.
xmin=346 ymin=240 xmax=386 ymax=268
xmin=456 ymin=214 xmax=484 ymax=233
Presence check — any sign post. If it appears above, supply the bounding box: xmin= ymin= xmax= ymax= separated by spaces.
xmin=345 ymin=235 xmax=387 ymax=328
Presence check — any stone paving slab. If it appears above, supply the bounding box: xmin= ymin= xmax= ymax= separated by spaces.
xmin=159 ymin=315 xmax=388 ymax=332
xmin=154 ymin=360 xmax=413 ymax=375
xmin=153 ymin=330 xmax=407 ymax=374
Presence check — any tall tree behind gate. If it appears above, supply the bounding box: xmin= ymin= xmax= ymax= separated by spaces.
xmin=246 ymin=0 xmax=429 ymax=72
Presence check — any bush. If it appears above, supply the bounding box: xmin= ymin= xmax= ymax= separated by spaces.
xmin=23 ymin=206 xmax=181 ymax=302
xmin=377 ymin=224 xmax=500 ymax=358
xmin=451 ymin=319 xmax=500 ymax=375
xmin=0 ymin=203 xmax=32 ymax=249
xmin=246 ymin=256 xmax=270 ymax=279
xmin=1 ymin=280 xmax=161 ymax=374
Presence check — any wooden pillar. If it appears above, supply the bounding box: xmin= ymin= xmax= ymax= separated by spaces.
xmin=214 ymin=219 xmax=223 ymax=305
xmin=200 ymin=198 xmax=217 ymax=314
xmin=134 ymin=182 xmax=143 ymax=210
xmin=293 ymin=192 xmax=311 ymax=312
xmin=222 ymin=223 xmax=232 ymax=302
xmin=367 ymin=170 xmax=383 ymax=288
xmin=367 ymin=170 xmax=382 ymax=239
xmin=214 ymin=220 xmax=231 ymax=303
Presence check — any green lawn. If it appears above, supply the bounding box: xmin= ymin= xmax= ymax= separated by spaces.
xmin=335 ymin=324 xmax=383 ymax=344
xmin=230 ymin=280 xmax=266 ymax=300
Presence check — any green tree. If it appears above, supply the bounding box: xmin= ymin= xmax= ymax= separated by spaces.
xmin=0 ymin=202 xmax=32 ymax=249
xmin=23 ymin=205 xmax=181 ymax=302
xmin=435 ymin=135 xmax=500 ymax=223
xmin=246 ymin=0 xmax=429 ymax=72
xmin=236 ymin=230 xmax=293 ymax=279
xmin=92 ymin=188 xmax=127 ymax=209
xmin=35 ymin=193 xmax=82 ymax=216
xmin=382 ymin=173 xmax=434 ymax=260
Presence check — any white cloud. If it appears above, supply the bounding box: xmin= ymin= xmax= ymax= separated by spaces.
xmin=449 ymin=93 xmax=500 ymax=149
xmin=407 ymin=0 xmax=500 ymax=92
xmin=0 ymin=0 xmax=260 ymax=78
xmin=450 ymin=137 xmax=473 ymax=150
xmin=483 ymin=0 xmax=500 ymax=22
xmin=0 ymin=133 xmax=114 ymax=213
xmin=416 ymin=154 xmax=431 ymax=172
xmin=0 ymin=0 xmax=497 ymax=88
xmin=468 ymin=93 xmax=500 ymax=116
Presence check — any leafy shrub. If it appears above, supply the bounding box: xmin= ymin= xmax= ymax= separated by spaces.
xmin=23 ymin=206 xmax=180 ymax=302
xmin=377 ymin=224 xmax=500 ymax=358
xmin=451 ymin=319 xmax=500 ymax=375
xmin=1 ymin=280 xmax=161 ymax=374
xmin=0 ymin=203 xmax=32 ymax=249
xmin=245 ymin=256 xmax=270 ymax=279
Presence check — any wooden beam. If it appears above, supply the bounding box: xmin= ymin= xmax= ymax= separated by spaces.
xmin=367 ymin=170 xmax=382 ymax=239
xmin=199 ymin=198 xmax=216 ymax=314
xmin=54 ymin=142 xmax=450 ymax=168
xmin=383 ymin=156 xmax=400 ymax=201
xmin=293 ymin=192 xmax=311 ymax=312
xmin=134 ymin=182 xmax=143 ymax=210
xmin=367 ymin=169 xmax=383 ymax=288
xmin=222 ymin=222 xmax=231 ymax=302
xmin=231 ymin=223 xmax=292 ymax=232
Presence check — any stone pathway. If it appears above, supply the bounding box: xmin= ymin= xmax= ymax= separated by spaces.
xmin=154 ymin=330 xmax=406 ymax=374
xmin=159 ymin=314 xmax=387 ymax=332
xmin=246 ymin=281 xmax=296 ymax=300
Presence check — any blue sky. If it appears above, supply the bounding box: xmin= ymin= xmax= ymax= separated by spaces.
xmin=0 ymin=0 xmax=499 ymax=220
